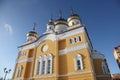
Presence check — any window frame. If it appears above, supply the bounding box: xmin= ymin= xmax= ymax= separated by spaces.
xmin=35 ymin=54 xmax=53 ymax=75
xmin=46 ymin=54 xmax=53 ymax=74
xmin=74 ymin=54 xmax=83 ymax=70
xmin=16 ymin=65 xmax=22 ymax=77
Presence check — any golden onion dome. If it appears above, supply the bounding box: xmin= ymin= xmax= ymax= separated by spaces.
xmin=26 ymin=31 xmax=38 ymax=38
xmin=54 ymin=18 xmax=68 ymax=26
xmin=54 ymin=10 xmax=68 ymax=26
xmin=67 ymin=13 xmax=80 ymax=22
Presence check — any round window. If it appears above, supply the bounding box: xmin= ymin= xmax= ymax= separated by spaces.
xmin=42 ymin=45 xmax=48 ymax=52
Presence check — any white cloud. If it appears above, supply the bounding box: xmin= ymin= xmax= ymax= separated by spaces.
xmin=4 ymin=24 xmax=13 ymax=35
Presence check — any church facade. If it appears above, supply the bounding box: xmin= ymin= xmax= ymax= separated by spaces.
xmin=12 ymin=11 xmax=111 ymax=80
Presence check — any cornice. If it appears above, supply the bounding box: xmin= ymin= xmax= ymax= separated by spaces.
xmin=59 ymin=42 xmax=89 ymax=55
xmin=16 ymin=57 xmax=33 ymax=63
xmin=18 ymin=27 xmax=85 ymax=51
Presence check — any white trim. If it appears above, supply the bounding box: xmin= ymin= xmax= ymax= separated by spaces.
xmin=59 ymin=70 xmax=92 ymax=77
xmin=74 ymin=54 xmax=83 ymax=70
xmin=35 ymin=54 xmax=53 ymax=75
xmin=23 ymin=70 xmax=93 ymax=79
xmin=18 ymin=34 xmax=57 ymax=51
xmin=16 ymin=57 xmax=32 ymax=63
xmin=18 ymin=27 xmax=85 ymax=51
xmin=35 ymin=57 xmax=42 ymax=75
xmin=16 ymin=65 xmax=22 ymax=77
xmin=36 ymin=60 xmax=40 ymax=75
xmin=57 ymin=27 xmax=84 ymax=40
xmin=47 ymin=54 xmax=53 ymax=74
xmin=41 ymin=55 xmax=47 ymax=74
xmin=59 ymin=42 xmax=88 ymax=55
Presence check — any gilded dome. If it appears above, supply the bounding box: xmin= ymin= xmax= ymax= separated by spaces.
xmin=67 ymin=13 xmax=80 ymax=22
xmin=26 ymin=31 xmax=38 ymax=38
xmin=54 ymin=18 xmax=68 ymax=26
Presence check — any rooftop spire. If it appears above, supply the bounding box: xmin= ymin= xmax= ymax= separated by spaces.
xmin=49 ymin=14 xmax=53 ymax=22
xmin=70 ymin=7 xmax=74 ymax=15
xmin=59 ymin=9 xmax=62 ymax=19
xmin=33 ymin=22 xmax=36 ymax=31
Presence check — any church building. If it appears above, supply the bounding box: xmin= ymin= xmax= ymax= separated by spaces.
xmin=12 ymin=10 xmax=111 ymax=80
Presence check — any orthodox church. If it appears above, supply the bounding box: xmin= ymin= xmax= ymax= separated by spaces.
xmin=12 ymin=10 xmax=112 ymax=80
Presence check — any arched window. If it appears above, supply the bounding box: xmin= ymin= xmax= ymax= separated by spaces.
xmin=41 ymin=55 xmax=47 ymax=74
xmin=47 ymin=54 xmax=53 ymax=74
xmin=36 ymin=54 xmax=53 ymax=75
xmin=36 ymin=56 xmax=42 ymax=75
xmin=74 ymin=54 xmax=83 ymax=70
xmin=16 ymin=65 xmax=22 ymax=77
xmin=36 ymin=60 xmax=40 ymax=75
xmin=101 ymin=62 xmax=108 ymax=74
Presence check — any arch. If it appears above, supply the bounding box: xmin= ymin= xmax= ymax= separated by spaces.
xmin=47 ymin=54 xmax=53 ymax=74
xmin=74 ymin=54 xmax=83 ymax=70
xmin=16 ymin=65 xmax=22 ymax=77
xmin=36 ymin=56 xmax=42 ymax=75
xmin=35 ymin=54 xmax=53 ymax=75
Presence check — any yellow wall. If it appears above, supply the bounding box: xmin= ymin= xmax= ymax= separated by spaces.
xmin=12 ymin=48 xmax=34 ymax=79
xmin=34 ymin=40 xmax=59 ymax=77
xmin=58 ymin=39 xmax=66 ymax=50
xmin=12 ymin=28 xmax=111 ymax=80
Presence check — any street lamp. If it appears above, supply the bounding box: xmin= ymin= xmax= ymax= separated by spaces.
xmin=3 ymin=68 xmax=11 ymax=80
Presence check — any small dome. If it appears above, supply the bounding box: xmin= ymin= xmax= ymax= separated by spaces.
xmin=67 ymin=13 xmax=80 ymax=22
xmin=47 ymin=19 xmax=54 ymax=25
xmin=47 ymin=21 xmax=54 ymax=25
xmin=26 ymin=31 xmax=38 ymax=38
xmin=54 ymin=18 xmax=68 ymax=26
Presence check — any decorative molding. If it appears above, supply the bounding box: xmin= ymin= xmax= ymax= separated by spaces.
xmin=18 ymin=43 xmax=36 ymax=51
xmin=38 ymin=33 xmax=57 ymax=42
xmin=74 ymin=54 xmax=83 ymax=70
xmin=18 ymin=34 xmax=57 ymax=51
xmin=18 ymin=27 xmax=85 ymax=52
xmin=21 ymin=70 xmax=93 ymax=79
xmin=57 ymin=27 xmax=85 ymax=40
xmin=35 ymin=54 xmax=53 ymax=75
xmin=59 ymin=42 xmax=88 ymax=55
xmin=16 ymin=57 xmax=33 ymax=63
xmin=60 ymin=70 xmax=93 ymax=77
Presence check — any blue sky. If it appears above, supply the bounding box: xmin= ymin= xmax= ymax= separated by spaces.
xmin=0 ymin=0 xmax=120 ymax=79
